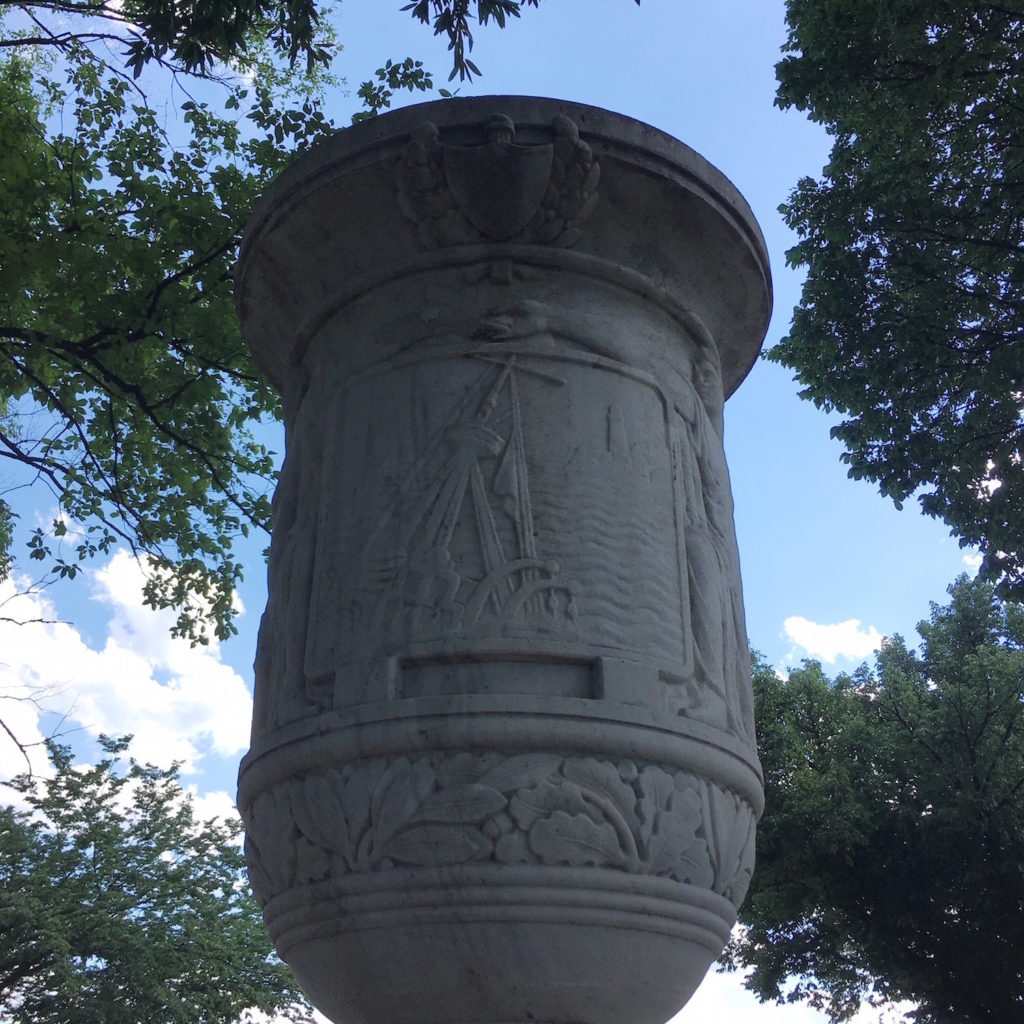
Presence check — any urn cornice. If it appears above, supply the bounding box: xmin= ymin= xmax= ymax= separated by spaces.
xmin=235 ymin=96 xmax=772 ymax=399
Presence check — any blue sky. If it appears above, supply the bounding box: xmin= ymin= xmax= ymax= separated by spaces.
xmin=0 ymin=2 xmax=970 ymax=1021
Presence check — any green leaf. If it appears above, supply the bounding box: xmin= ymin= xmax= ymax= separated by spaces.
xmin=772 ymin=0 xmax=1024 ymax=602
xmin=1 ymin=739 xmax=315 ymax=1023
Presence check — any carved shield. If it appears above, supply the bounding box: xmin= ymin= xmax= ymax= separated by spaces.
xmin=443 ymin=142 xmax=554 ymax=241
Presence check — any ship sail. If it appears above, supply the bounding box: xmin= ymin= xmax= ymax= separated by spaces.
xmin=364 ymin=355 xmax=576 ymax=638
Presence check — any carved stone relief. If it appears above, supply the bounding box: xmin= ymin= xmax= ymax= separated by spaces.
xmin=252 ymin=303 xmax=754 ymax=746
xmin=243 ymin=750 xmax=755 ymax=910
xmin=395 ymin=114 xmax=600 ymax=249
xmin=251 ymin=370 xmax=327 ymax=738
xmin=666 ymin=384 xmax=756 ymax=744
xmin=296 ymin=333 xmax=699 ymax=712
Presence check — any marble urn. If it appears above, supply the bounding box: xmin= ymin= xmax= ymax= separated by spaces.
xmin=235 ymin=97 xmax=772 ymax=1024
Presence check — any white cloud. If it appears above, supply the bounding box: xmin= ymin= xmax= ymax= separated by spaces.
xmin=851 ymin=1000 xmax=917 ymax=1023
xmin=783 ymin=616 xmax=882 ymax=664
xmin=0 ymin=550 xmax=253 ymax=779
xmin=962 ymin=553 xmax=983 ymax=570
xmin=672 ymin=960 xmax=914 ymax=1023
xmin=673 ymin=967 xmax=828 ymax=1022
xmin=249 ymin=1007 xmax=331 ymax=1024
xmin=187 ymin=786 xmax=241 ymax=826
xmin=0 ymin=680 xmax=53 ymax=783
xmin=0 ymin=584 xmax=70 ymax=781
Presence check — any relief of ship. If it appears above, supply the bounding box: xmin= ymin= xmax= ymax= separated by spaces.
xmin=360 ymin=355 xmax=578 ymax=642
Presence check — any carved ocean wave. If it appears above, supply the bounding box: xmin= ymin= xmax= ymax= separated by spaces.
xmin=532 ymin=473 xmax=685 ymax=664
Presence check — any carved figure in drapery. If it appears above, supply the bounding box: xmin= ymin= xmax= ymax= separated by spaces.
xmin=672 ymin=359 xmax=755 ymax=744
xmin=252 ymin=369 xmax=326 ymax=736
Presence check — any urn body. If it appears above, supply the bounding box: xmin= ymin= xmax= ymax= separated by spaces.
xmin=236 ymin=97 xmax=771 ymax=1024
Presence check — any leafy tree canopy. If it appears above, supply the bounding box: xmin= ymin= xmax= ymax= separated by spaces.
xmin=0 ymin=735 xmax=313 ymax=1023
xmin=773 ymin=1 xmax=1024 ymax=599
xmin=403 ymin=0 xmax=540 ymax=80
xmin=728 ymin=576 xmax=1024 ymax=1023
xmin=0 ymin=1 xmax=344 ymax=642
xmin=4 ymin=0 xmax=331 ymax=77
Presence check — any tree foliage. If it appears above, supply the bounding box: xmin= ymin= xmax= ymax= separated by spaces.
xmin=773 ymin=2 xmax=1024 ymax=599
xmin=0 ymin=0 xmax=647 ymax=643
xmin=0 ymin=2 xmax=336 ymax=641
xmin=403 ymin=0 xmax=540 ymax=79
xmin=729 ymin=576 xmax=1024 ymax=1023
xmin=0 ymin=736 xmax=313 ymax=1023
xmin=401 ymin=1 xmax=638 ymax=80
xmin=2 ymin=0 xmax=331 ymax=77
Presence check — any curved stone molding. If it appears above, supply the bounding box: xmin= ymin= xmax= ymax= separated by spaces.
xmin=236 ymin=96 xmax=772 ymax=400
xmin=263 ymin=864 xmax=738 ymax=955
xmin=261 ymin=866 xmax=739 ymax=1024
xmin=237 ymin=96 xmax=772 ymax=1024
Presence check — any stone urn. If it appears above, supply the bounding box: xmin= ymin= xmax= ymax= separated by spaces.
xmin=235 ymin=97 xmax=771 ymax=1024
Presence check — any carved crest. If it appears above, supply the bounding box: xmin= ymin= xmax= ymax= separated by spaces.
xmin=395 ymin=113 xmax=600 ymax=249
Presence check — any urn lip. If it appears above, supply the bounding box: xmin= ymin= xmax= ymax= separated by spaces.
xmin=236 ymin=95 xmax=773 ymax=399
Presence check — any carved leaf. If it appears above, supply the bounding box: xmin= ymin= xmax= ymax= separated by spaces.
xmin=634 ymin=769 xmax=715 ymax=884
xmin=373 ymin=757 xmax=437 ymax=851
xmin=495 ymin=830 xmax=532 ymax=865
xmin=479 ymin=753 xmax=561 ymax=793
xmin=380 ymin=824 xmax=493 ymax=867
xmin=698 ymin=780 xmax=717 ymax=878
xmin=529 ymin=811 xmax=630 ymax=868
xmin=648 ymin=786 xmax=711 ymax=884
xmin=418 ymin=784 xmax=507 ymax=823
xmin=436 ymin=751 xmax=501 ymax=788
xmin=576 ymin=188 xmax=599 ymax=225
xmin=292 ymin=770 xmax=353 ymax=862
xmin=509 ymin=779 xmax=597 ymax=831
xmin=245 ymin=787 xmax=295 ymax=896
xmin=244 ymin=836 xmax=276 ymax=906
xmin=701 ymin=780 xmax=756 ymax=902
xmin=562 ymin=758 xmax=640 ymax=865
xmin=674 ymin=836 xmax=715 ymax=889
xmin=370 ymin=757 xmax=411 ymax=826
xmin=340 ymin=760 xmax=384 ymax=863
xmin=720 ymin=813 xmax=756 ymax=905
xmin=636 ymin=765 xmax=679 ymax=847
xmin=534 ymin=216 xmax=564 ymax=245
xmin=295 ymin=837 xmax=331 ymax=884
xmin=564 ymin=759 xmax=636 ymax=818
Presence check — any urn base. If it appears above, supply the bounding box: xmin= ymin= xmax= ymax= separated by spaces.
xmin=268 ymin=867 xmax=734 ymax=1024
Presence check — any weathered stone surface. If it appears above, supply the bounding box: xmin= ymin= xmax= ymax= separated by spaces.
xmin=236 ymin=96 xmax=771 ymax=1024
